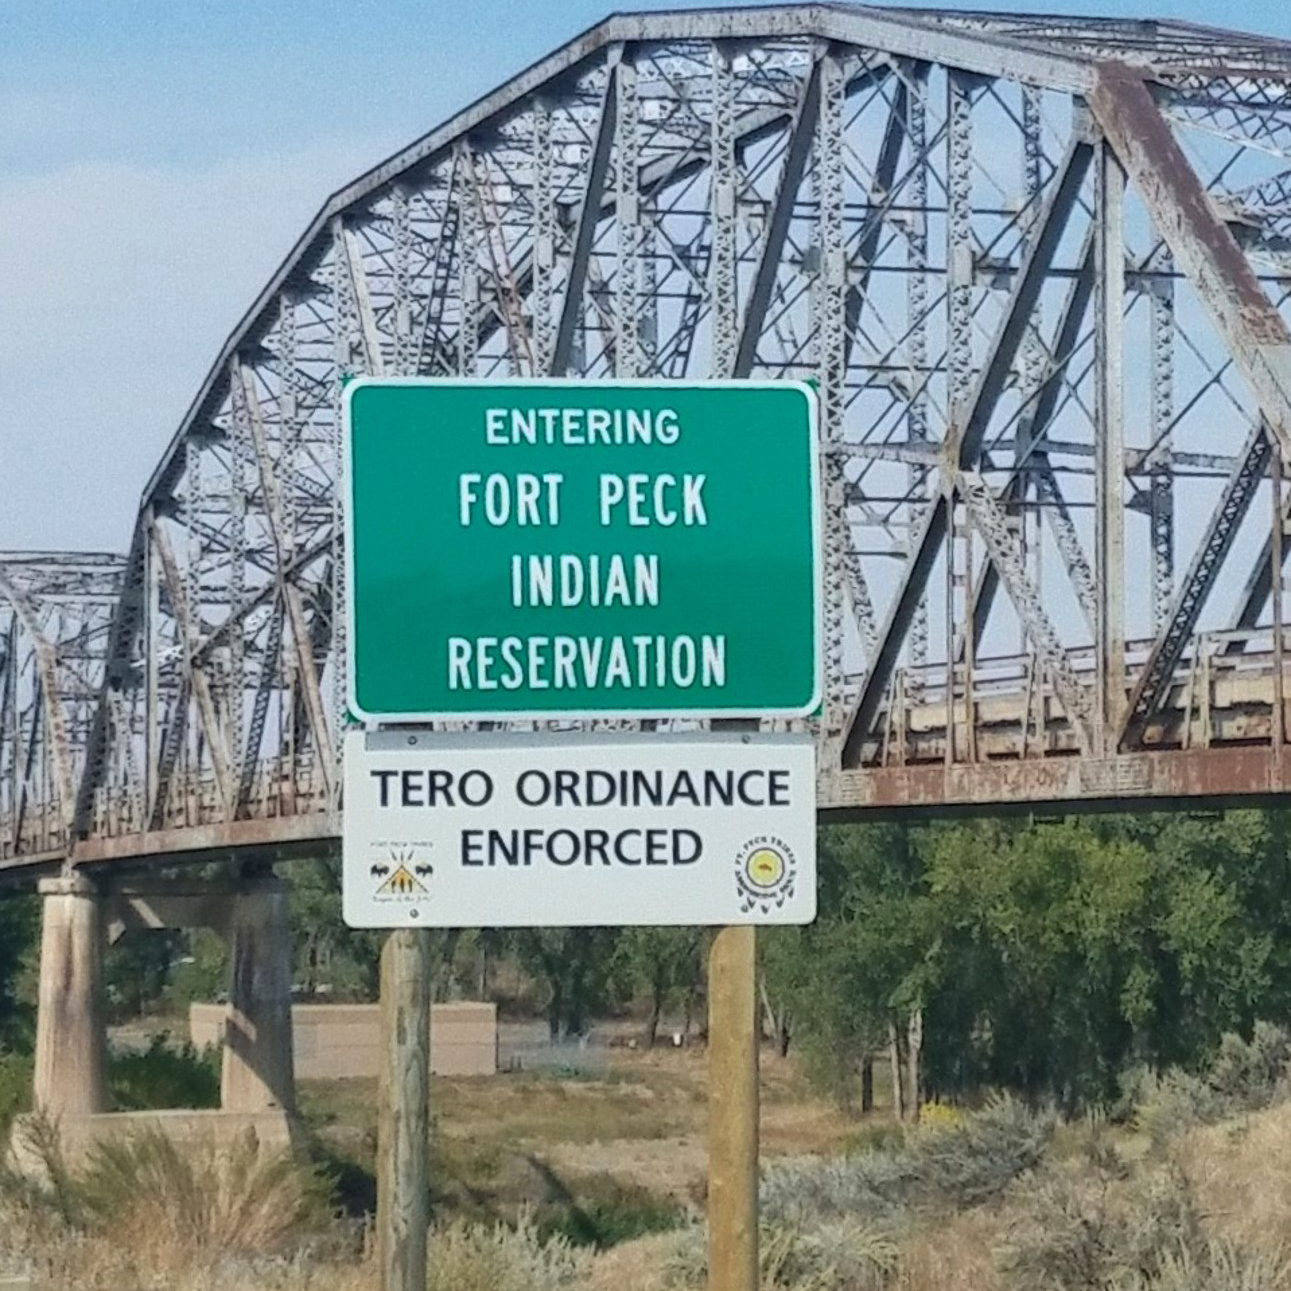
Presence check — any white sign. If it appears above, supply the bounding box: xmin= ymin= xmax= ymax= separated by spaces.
xmin=342 ymin=731 xmax=816 ymax=928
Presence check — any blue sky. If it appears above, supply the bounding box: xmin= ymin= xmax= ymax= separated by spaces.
xmin=3 ymin=0 xmax=1290 ymax=551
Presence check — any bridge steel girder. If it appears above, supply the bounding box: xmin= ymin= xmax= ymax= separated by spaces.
xmin=841 ymin=136 xmax=1095 ymax=766
xmin=1122 ymin=421 xmax=1273 ymax=740
xmin=968 ymin=227 xmax=1101 ymax=650
xmin=1090 ymin=64 xmax=1291 ymax=465
xmin=13 ymin=9 xmax=1291 ymax=876
xmin=0 ymin=554 xmax=125 ymax=861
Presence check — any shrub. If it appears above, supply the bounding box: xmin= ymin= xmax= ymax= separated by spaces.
xmin=779 ymin=1219 xmax=901 ymax=1290
xmin=539 ymin=1188 xmax=684 ymax=1250
xmin=1208 ymin=1023 xmax=1291 ymax=1113
xmin=108 ymin=1033 xmax=220 ymax=1110
xmin=761 ymin=1096 xmax=1054 ymax=1226
xmin=1144 ymin=1240 xmax=1291 ymax=1291
xmin=1135 ymin=1070 xmax=1227 ymax=1145
xmin=902 ymin=1095 xmax=1053 ymax=1209
xmin=663 ymin=1219 xmax=897 ymax=1291
xmin=426 ymin=1213 xmax=593 ymax=1291
xmin=1136 ymin=1023 xmax=1291 ymax=1145
xmin=76 ymin=1128 xmax=332 ymax=1269
xmin=761 ymin=1143 xmax=914 ymax=1227
xmin=0 ymin=1052 xmax=32 ymax=1136
xmin=998 ymin=1142 xmax=1203 ymax=1291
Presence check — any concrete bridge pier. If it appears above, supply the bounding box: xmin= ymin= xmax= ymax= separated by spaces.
xmin=221 ymin=872 xmax=297 ymax=1115
xmin=14 ymin=867 xmax=298 ymax=1174
xmin=32 ymin=873 xmax=107 ymax=1117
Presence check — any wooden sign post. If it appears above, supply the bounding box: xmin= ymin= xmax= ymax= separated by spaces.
xmin=708 ymin=924 xmax=759 ymax=1291
xmin=377 ymin=928 xmax=432 ymax=1291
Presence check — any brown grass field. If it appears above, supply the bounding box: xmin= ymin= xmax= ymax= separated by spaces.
xmin=6 ymin=1040 xmax=1291 ymax=1290
xmin=300 ymin=1043 xmax=862 ymax=1217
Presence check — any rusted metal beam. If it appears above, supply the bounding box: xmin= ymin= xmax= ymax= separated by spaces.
xmin=959 ymin=470 xmax=1094 ymax=750
xmin=970 ymin=227 xmax=1099 ymax=646
xmin=1227 ymin=486 xmax=1291 ymax=641
xmin=341 ymin=226 xmax=386 ymax=377
xmin=66 ymin=810 xmax=334 ymax=868
xmin=1095 ymin=140 xmax=1127 ymax=748
xmin=825 ymin=743 xmax=1291 ymax=815
xmin=1091 ymin=63 xmax=1291 ymax=462
xmin=732 ymin=57 xmax=823 ymax=377
xmin=840 ymin=73 xmax=910 ymax=374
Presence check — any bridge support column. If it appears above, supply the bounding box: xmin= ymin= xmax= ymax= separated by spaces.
xmin=33 ymin=874 xmax=107 ymax=1117
xmin=221 ymin=873 xmax=296 ymax=1115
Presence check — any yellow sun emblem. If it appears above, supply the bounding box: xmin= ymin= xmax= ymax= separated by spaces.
xmin=744 ymin=846 xmax=787 ymax=890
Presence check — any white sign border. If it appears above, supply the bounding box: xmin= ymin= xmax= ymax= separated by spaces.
xmin=342 ymin=728 xmax=818 ymax=929
xmin=342 ymin=376 xmax=823 ymax=725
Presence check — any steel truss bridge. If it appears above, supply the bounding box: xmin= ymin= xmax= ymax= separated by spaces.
xmin=8 ymin=4 xmax=1291 ymax=879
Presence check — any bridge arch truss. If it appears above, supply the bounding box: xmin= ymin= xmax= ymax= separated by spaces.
xmin=13 ymin=4 xmax=1291 ymax=872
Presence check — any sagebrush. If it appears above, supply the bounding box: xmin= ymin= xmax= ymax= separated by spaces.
xmin=761 ymin=1095 xmax=1054 ymax=1226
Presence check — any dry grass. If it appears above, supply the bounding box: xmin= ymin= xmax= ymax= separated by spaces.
xmin=1 ymin=1123 xmax=340 ymax=1291
xmin=20 ymin=1045 xmax=1291 ymax=1290
xmin=301 ymin=1043 xmax=857 ymax=1218
xmin=896 ymin=1210 xmax=1002 ymax=1291
xmin=581 ymin=1229 xmax=683 ymax=1291
xmin=1175 ymin=1102 xmax=1291 ymax=1261
xmin=77 ymin=1129 xmax=332 ymax=1265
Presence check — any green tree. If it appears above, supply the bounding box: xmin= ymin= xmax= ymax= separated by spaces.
xmin=105 ymin=929 xmax=185 ymax=1020
xmin=778 ymin=810 xmax=1288 ymax=1115
xmin=764 ymin=822 xmax=930 ymax=1108
xmin=614 ymin=928 xmax=703 ymax=1047
xmin=517 ymin=928 xmax=620 ymax=1040
xmin=913 ymin=815 xmax=1276 ymax=1108
xmin=0 ymin=892 xmax=38 ymax=1052
xmin=288 ymin=857 xmax=382 ymax=1000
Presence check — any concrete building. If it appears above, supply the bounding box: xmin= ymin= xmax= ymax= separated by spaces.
xmin=191 ymin=1000 xmax=498 ymax=1080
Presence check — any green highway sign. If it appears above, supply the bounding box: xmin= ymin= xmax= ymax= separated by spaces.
xmin=344 ymin=378 xmax=820 ymax=722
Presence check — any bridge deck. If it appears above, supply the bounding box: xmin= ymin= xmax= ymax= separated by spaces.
xmin=5 ymin=638 xmax=1288 ymax=882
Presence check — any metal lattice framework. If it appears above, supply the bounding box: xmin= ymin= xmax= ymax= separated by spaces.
xmin=10 ymin=4 xmax=1291 ymax=873
xmin=0 ymin=554 xmax=125 ymax=860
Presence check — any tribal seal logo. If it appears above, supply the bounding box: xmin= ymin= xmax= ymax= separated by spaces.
xmin=371 ymin=848 xmax=434 ymax=901
xmin=734 ymin=835 xmax=796 ymax=914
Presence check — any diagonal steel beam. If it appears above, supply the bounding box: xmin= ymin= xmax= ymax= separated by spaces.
xmin=732 ymin=58 xmax=823 ymax=377
xmin=12 ymin=675 xmax=42 ymax=853
xmin=236 ymin=591 xmax=284 ymax=818
xmin=841 ymin=77 xmax=911 ymax=373
xmin=959 ymin=470 xmax=1094 ymax=750
xmin=841 ymin=136 xmax=1094 ymax=767
xmin=970 ymin=228 xmax=1099 ymax=647
xmin=552 ymin=48 xmax=622 ymax=375
xmin=233 ymin=360 xmax=333 ymax=797
xmin=1091 ymin=64 xmax=1291 ymax=462
xmin=341 ymin=226 xmax=386 ymax=377
xmin=0 ymin=572 xmax=75 ymax=830
xmin=148 ymin=518 xmax=234 ymax=813
xmin=149 ymin=674 xmax=190 ymax=832
xmin=1121 ymin=418 xmax=1272 ymax=738
xmin=1226 ymin=495 xmax=1291 ymax=642
xmin=72 ymin=521 xmax=146 ymax=839
xmin=950 ymin=138 xmax=1094 ymax=465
